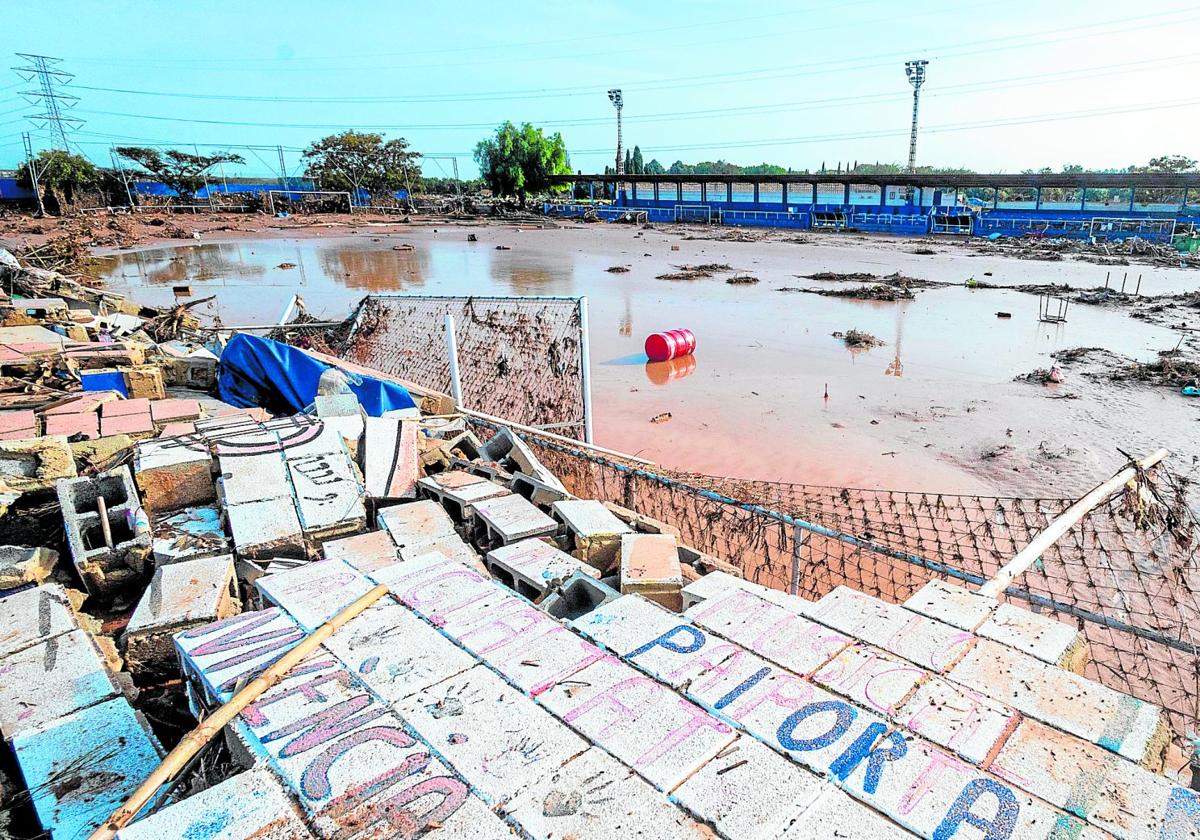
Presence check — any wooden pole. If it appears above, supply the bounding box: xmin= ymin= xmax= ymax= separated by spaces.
xmin=978 ymin=449 xmax=1168 ymax=598
xmin=88 ymin=583 xmax=390 ymax=840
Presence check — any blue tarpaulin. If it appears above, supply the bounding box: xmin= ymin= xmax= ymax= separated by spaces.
xmin=217 ymin=333 xmax=416 ymax=416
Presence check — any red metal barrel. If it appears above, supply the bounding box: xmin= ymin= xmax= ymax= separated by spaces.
xmin=645 ymin=328 xmax=696 ymax=362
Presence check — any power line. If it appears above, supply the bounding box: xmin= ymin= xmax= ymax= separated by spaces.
xmin=12 ymin=53 xmax=83 ymax=150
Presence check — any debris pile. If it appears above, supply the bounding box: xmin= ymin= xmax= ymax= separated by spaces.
xmin=833 ymin=329 xmax=885 ymax=348
xmin=655 ymin=262 xmax=733 ymax=281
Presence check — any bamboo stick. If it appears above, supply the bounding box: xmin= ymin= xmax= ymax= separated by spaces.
xmin=88 ymin=583 xmax=390 ymax=840
xmin=978 ymin=449 xmax=1168 ymax=598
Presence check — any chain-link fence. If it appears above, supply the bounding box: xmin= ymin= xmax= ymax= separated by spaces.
xmin=341 ymin=295 xmax=586 ymax=436
xmin=470 ymin=418 xmax=1200 ymax=759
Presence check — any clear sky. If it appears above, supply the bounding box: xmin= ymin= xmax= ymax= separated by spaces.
xmin=3 ymin=1 xmax=1198 ymax=179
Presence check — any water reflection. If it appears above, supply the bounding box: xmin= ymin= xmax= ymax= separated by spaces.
xmin=318 ymin=247 xmax=429 ymax=292
xmin=645 ymin=355 xmax=697 ymax=385
xmin=121 ymin=243 xmax=270 ymax=286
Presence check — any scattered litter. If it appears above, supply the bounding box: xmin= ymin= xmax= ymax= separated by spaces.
xmin=650 ymin=412 xmax=672 ymax=423
xmin=606 ymin=265 xmax=630 ymax=273
xmin=832 ymin=329 xmax=885 ymax=348
xmin=276 ymin=262 xmax=297 ymax=270
xmin=725 ymin=275 xmax=759 ymax=285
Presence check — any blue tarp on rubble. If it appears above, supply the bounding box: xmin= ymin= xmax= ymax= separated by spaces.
xmin=217 ymin=333 xmax=417 ymax=416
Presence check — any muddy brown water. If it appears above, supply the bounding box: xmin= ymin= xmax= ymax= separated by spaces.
xmin=94 ymin=224 xmax=1199 ymax=497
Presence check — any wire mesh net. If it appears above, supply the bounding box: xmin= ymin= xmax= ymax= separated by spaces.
xmin=342 ymin=295 xmax=584 ymax=435
xmin=473 ymin=420 xmax=1200 ymax=759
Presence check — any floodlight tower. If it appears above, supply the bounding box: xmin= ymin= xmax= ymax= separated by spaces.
xmin=904 ymin=59 xmax=928 ymax=173
xmin=608 ymin=89 xmax=624 ymax=175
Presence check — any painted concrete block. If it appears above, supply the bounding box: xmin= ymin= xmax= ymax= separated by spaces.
xmin=287 ymin=450 xmax=367 ymax=541
xmin=372 ymin=552 xmax=499 ymax=624
xmin=673 ymin=736 xmax=825 ymax=840
xmin=976 ymin=602 xmax=1089 ymax=672
xmin=133 ymin=435 xmax=214 ymax=516
xmin=807 ymin=586 xmax=976 ymax=674
xmin=174 ymin=607 xmax=305 ymax=706
xmin=809 ymin=644 xmax=928 ymax=718
xmin=896 ymin=675 xmax=1019 ymax=766
xmin=681 ymin=569 xmax=810 ymax=613
xmin=362 ymin=416 xmax=420 ymax=500
xmin=619 ymin=533 xmax=684 ymax=611
xmin=100 ymin=410 xmax=154 ymax=438
xmin=479 ymin=426 xmax=567 ymax=493
xmin=397 ymin=664 xmax=589 ymax=804
xmin=0 ymin=628 xmax=120 ymax=740
xmin=268 ymin=416 xmax=346 ymax=461
xmin=551 ymin=499 xmax=632 ymax=572
xmin=486 ymin=537 xmax=600 ymax=600
xmin=125 ymin=554 xmax=238 ymax=682
xmin=503 ymin=747 xmax=706 ymax=840
xmin=377 ymin=499 xmax=458 ymax=551
xmin=401 ymin=535 xmax=487 ymax=575
xmin=687 ymin=588 xmax=852 ymax=676
xmin=473 ymin=493 xmax=558 ymax=546
xmin=12 ymin=697 xmax=162 ymax=840
xmin=45 ymin=410 xmax=100 ymax=438
xmin=990 ymin=717 xmax=1191 ymax=838
xmin=323 ymin=599 xmax=476 ymax=703
xmin=0 ymin=583 xmax=77 ymax=659
xmin=150 ymin=504 xmax=228 ymax=566
xmin=417 ymin=469 xmax=511 ymax=521
xmin=226 ymin=494 xmax=305 ymax=559
xmin=218 ymin=448 xmax=289 ymax=506
xmin=947 ymin=637 xmax=1168 ymax=768
xmin=537 ymin=654 xmax=737 ymax=791
xmin=114 ymin=766 xmax=313 ymax=840
xmin=775 ymin=787 xmax=919 ymax=839
xmin=322 ymin=528 xmax=398 ymax=573
xmin=256 ymin=557 xmax=372 ymax=631
xmin=0 ymin=435 xmax=76 ymax=493
xmin=903 ymin=578 xmax=995 ymax=632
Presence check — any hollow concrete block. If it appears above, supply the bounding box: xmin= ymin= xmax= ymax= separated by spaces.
xmin=551 ymin=499 xmax=632 ymax=572
xmin=619 ymin=533 xmax=684 ymax=611
xmin=134 ymin=437 xmax=214 ymax=513
xmin=377 ymin=499 xmax=458 ymax=552
xmin=0 ymin=583 xmax=77 ymax=659
xmin=286 ymin=450 xmax=367 ymax=542
xmin=255 ymin=557 xmax=371 ymax=632
xmin=486 ymin=537 xmax=600 ymax=600
xmin=472 ymin=493 xmax=557 ymax=547
xmin=57 ymin=465 xmax=150 ymax=597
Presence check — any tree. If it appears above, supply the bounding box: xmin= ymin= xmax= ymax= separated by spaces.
xmin=17 ymin=149 xmax=97 ymax=212
xmin=631 ymin=146 xmax=644 ymax=175
xmin=116 ymin=147 xmax=245 ymax=201
xmin=473 ymin=121 xmax=571 ymax=206
xmin=624 ymin=150 xmax=632 ymax=174
xmin=302 ymin=131 xmax=420 ymax=201
xmin=645 ymin=158 xmax=665 ymax=175
xmin=1136 ymin=155 xmax=1197 ymax=173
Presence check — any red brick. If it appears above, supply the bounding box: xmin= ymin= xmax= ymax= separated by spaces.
xmin=158 ymin=421 xmax=197 ymax=438
xmin=0 ymin=410 xmax=36 ymax=435
xmin=100 ymin=412 xmax=154 ymax=437
xmin=101 ymin=398 xmax=151 ymax=418
xmin=45 ymin=412 xmax=101 ymax=439
xmin=43 ymin=391 xmax=121 ymax=415
xmin=150 ymin=398 xmax=202 ymax=423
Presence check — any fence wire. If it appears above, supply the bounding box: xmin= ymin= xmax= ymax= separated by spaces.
xmin=473 ymin=420 xmax=1200 ymax=758
xmin=341 ymin=295 xmax=584 ymax=435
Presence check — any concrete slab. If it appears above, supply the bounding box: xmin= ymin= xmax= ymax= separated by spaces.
xmin=0 ymin=409 xmax=38 ymax=440
xmin=114 ymin=766 xmax=313 ymax=840
xmin=372 ymin=552 xmax=500 ymax=626
xmin=809 ymin=644 xmax=928 ymax=718
xmin=502 ymin=747 xmax=705 ymax=839
xmin=150 ymin=504 xmax=228 ymax=566
xmin=256 ymin=557 xmax=372 ymax=631
xmin=134 ymin=438 xmax=214 ymax=513
xmin=149 ymin=398 xmax=201 ymax=424
xmin=226 ymin=495 xmax=305 ymax=559
xmin=400 ymin=535 xmax=487 ymax=574
xmin=551 ymin=499 xmax=632 ymax=572
xmin=377 ymin=499 xmax=458 ymax=551
xmin=0 ymin=628 xmax=120 ymax=740
xmin=674 ymin=736 xmax=825 ymax=840
xmin=287 ymin=450 xmax=367 ymax=541
xmin=0 ymin=435 xmax=77 ymax=493
xmin=473 ymin=493 xmax=557 ymax=546
xmin=806 ymin=585 xmax=976 ymax=674
xmin=174 ymin=607 xmax=305 ymax=706
xmin=397 ymin=664 xmax=589 ymax=805
xmin=538 ymin=654 xmax=737 ymax=791
xmin=486 ymin=537 xmax=600 ymax=600
xmin=947 ymin=637 xmax=1168 ymax=768
xmin=100 ymin=410 xmax=154 ymax=438
xmin=362 ymin=415 xmax=419 ymax=500
xmin=12 ymin=697 xmax=162 ymax=840
xmin=322 ymin=528 xmax=398 ymax=573
xmin=976 ymin=602 xmax=1089 ymax=672
xmin=218 ymin=449 xmax=289 ymax=506
xmin=323 ymin=599 xmax=477 ymax=704
xmin=0 ymin=583 xmax=77 ymax=659
xmin=895 ymin=675 xmax=1019 ymax=766
xmin=619 ymin=533 xmax=684 ymax=611
xmin=902 ymin=578 xmax=995 ymax=632
xmin=44 ymin=411 xmax=99 ymax=438
xmin=775 ymin=787 xmax=919 ymax=839
xmin=681 ymin=569 xmax=810 ymax=612
xmin=101 ymin=397 xmax=151 ymax=417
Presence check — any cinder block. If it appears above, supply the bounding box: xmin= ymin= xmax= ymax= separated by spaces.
xmin=896 ymin=675 xmax=1019 ymax=766
xmin=148 ymin=398 xmax=201 ymax=424
xmin=217 ymin=448 xmax=289 ymax=506
xmin=226 ymin=495 xmax=304 ymax=560
xmin=601 ymin=499 xmax=682 ymax=539
xmin=903 ymin=578 xmax=995 ymax=631
xmin=673 ymin=737 xmax=826 ymax=840
xmin=377 ymin=499 xmax=458 ymax=551
xmin=323 ymin=600 xmax=476 ymax=703
xmin=373 ymin=552 xmax=500 ymax=626
xmin=551 ymin=499 xmax=632 ymax=572
xmin=286 ymin=450 xmax=367 ymax=541
xmin=806 ymin=586 xmax=976 ymax=673
xmin=682 ymin=569 xmax=810 ymax=612
xmin=322 ymin=528 xmax=398 ymax=573
xmin=256 ymin=557 xmax=372 ymax=631
xmin=0 ymin=628 xmax=120 ymax=739
xmin=686 ymin=588 xmax=852 ymax=676
xmin=57 ymin=465 xmax=150 ymax=597
xmin=0 ymin=583 xmax=77 ymax=659
xmin=400 ymin=535 xmax=487 ymax=574
xmin=125 ymin=554 xmax=238 ymax=683
xmin=503 ymin=747 xmax=707 ymax=839
xmin=0 ymin=545 xmax=57 ymax=590
xmin=976 ymin=602 xmax=1089 ymax=672
xmin=947 ymin=637 xmax=1168 ymax=768
xmin=134 ymin=437 xmax=214 ymax=513
xmin=362 ymin=415 xmax=419 ymax=500
xmin=119 ymin=365 xmax=166 ymax=400
xmin=486 ymin=537 xmax=600 ymax=600
xmin=150 ymin=505 xmax=228 ymax=566
xmin=0 ymin=435 xmax=76 ymax=492
xmin=397 ymin=664 xmax=589 ymax=804
xmin=809 ymin=644 xmax=929 ymax=718
xmin=113 ymin=766 xmax=313 ymax=840
xmin=472 ymin=493 xmax=558 ymax=547
xmin=479 ymin=426 xmax=567 ymax=493
xmin=775 ymin=787 xmax=919 ymax=839
xmin=538 ymin=654 xmax=737 ymax=791
xmin=174 ymin=608 xmax=304 ymax=706
xmin=541 ymin=570 xmax=621 ymax=622
xmin=12 ymin=697 xmax=163 ymax=840
xmin=510 ymin=471 xmax=574 ymax=507
xmin=416 ymin=469 xmax=510 ymax=521
xmin=619 ymin=533 xmax=684 ymax=611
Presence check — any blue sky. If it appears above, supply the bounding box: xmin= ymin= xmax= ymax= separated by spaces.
xmin=3 ymin=1 xmax=1198 ymax=179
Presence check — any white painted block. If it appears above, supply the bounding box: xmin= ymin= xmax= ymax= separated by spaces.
xmin=487 ymin=537 xmax=599 ymax=599
xmin=0 ymin=583 xmax=77 ymax=659
xmin=373 ymin=552 xmax=501 ymax=626
xmin=682 ymin=569 xmax=810 ymax=612
xmin=256 ymin=557 xmax=372 ymax=631
xmin=400 ymin=536 xmax=485 ymax=573
xmin=226 ymin=494 xmax=304 ymax=558
xmin=173 ymin=608 xmax=305 ymax=706
xmin=902 ymin=579 xmax=995 ymax=631
xmin=287 ymin=450 xmax=367 ymax=538
xmin=809 ymin=644 xmax=928 ymax=718
xmin=377 ymin=500 xmax=458 ymax=550
xmin=896 ymin=675 xmax=1019 ymax=766
xmin=128 ymin=554 xmax=236 ymax=634
xmin=322 ymin=529 xmax=398 ymax=573
xmin=0 ymin=628 xmax=119 ymax=739
xmin=419 ymin=470 xmax=511 ymax=519
xmin=363 ymin=416 xmax=419 ymax=500
xmin=474 ymin=493 xmax=558 ymax=544
xmin=217 ymin=448 xmax=289 ymax=506
xmin=775 ymin=787 xmax=919 ymax=839
xmin=976 ymin=602 xmax=1088 ymax=671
